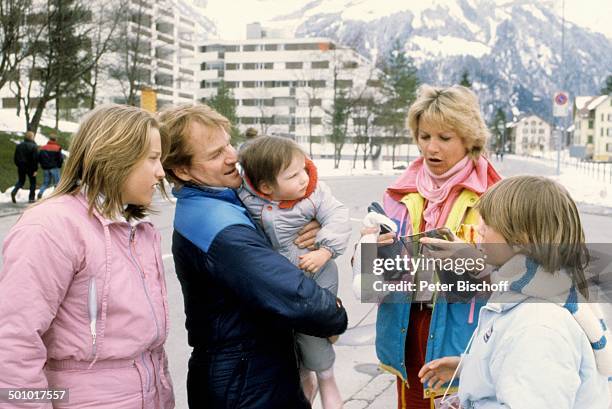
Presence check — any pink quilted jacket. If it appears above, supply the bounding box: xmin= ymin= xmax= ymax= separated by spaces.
xmin=0 ymin=193 xmax=174 ymax=408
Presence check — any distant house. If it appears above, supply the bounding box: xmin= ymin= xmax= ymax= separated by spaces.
xmin=508 ymin=114 xmax=553 ymax=156
xmin=573 ymin=95 xmax=612 ymax=161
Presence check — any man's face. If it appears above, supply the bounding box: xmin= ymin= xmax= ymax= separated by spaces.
xmin=176 ymin=121 xmax=241 ymax=189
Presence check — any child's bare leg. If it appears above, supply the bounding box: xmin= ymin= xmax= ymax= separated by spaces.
xmin=300 ymin=367 xmax=318 ymax=403
xmin=317 ymin=367 xmax=343 ymax=409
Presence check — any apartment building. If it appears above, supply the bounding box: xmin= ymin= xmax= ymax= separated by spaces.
xmin=197 ymin=23 xmax=382 ymax=143
xmin=101 ymin=0 xmax=206 ymax=109
xmin=0 ymin=0 xmax=206 ymax=117
xmin=573 ymin=95 xmax=612 ymax=160
xmin=509 ymin=114 xmax=553 ymax=155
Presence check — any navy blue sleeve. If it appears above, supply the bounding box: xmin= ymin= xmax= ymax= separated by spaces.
xmin=206 ymin=224 xmax=348 ymax=338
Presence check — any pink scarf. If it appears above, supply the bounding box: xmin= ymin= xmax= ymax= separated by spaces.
xmin=417 ymin=156 xmax=472 ymax=230
xmin=385 ymin=156 xmax=501 ymax=234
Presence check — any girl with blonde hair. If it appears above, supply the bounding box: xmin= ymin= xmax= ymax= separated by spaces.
xmin=0 ymin=104 xmax=174 ymax=408
xmin=419 ymin=176 xmax=611 ymax=408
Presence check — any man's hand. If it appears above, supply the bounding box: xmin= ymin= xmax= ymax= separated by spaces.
xmin=418 ymin=356 xmax=461 ymax=391
xmin=298 ymin=248 xmax=332 ymax=273
xmin=294 ymin=220 xmax=321 ymax=250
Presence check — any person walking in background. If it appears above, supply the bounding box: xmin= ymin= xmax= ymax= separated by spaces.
xmin=239 ymin=136 xmax=351 ymax=409
xmin=37 ymin=134 xmax=63 ymax=199
xmin=245 ymin=127 xmax=259 ymax=140
xmin=11 ymin=130 xmax=38 ymax=203
xmin=0 ymin=104 xmax=174 ymax=408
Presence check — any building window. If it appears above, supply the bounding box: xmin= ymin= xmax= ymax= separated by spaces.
xmin=308 ymin=80 xmax=326 ymax=88
xmin=337 ymin=79 xmax=353 ymax=88
xmin=311 ymin=60 xmax=329 ymax=69
xmin=602 ymin=128 xmax=604 ymax=137
xmin=608 ymin=128 xmax=612 ymax=137
xmin=522 ymin=128 xmax=528 ymax=134
xmin=538 ymin=128 xmax=544 ymax=134
xmin=264 ymin=44 xmax=278 ymax=51
xmin=225 ymin=45 xmax=239 ymax=52
xmin=243 ymin=63 xmax=256 ymax=70
xmin=588 ymin=135 xmax=593 ymax=144
xmin=284 ymin=43 xmax=319 ymax=51
xmin=589 ymin=119 xmax=594 ymax=129
xmin=226 ymin=63 xmax=239 ymax=70
xmin=243 ymin=81 xmax=256 ymax=88
xmin=343 ymin=61 xmax=358 ymax=69
xmin=243 ymin=44 xmax=257 ymax=52
xmin=264 ymin=62 xmax=273 ymax=69
xmin=607 ymin=143 xmax=612 ymax=152
xmin=286 ymin=62 xmax=303 ymax=69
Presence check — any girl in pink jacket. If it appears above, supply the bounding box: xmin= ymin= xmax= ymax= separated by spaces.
xmin=0 ymin=104 xmax=174 ymax=408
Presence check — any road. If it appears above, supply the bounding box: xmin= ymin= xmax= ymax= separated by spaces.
xmin=1 ymin=156 xmax=612 ymax=408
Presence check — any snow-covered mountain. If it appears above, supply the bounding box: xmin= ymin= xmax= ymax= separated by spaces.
xmin=266 ymin=0 xmax=612 ymax=121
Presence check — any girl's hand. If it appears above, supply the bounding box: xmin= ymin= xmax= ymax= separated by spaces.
xmin=418 ymin=356 xmax=461 ymax=391
xmin=295 ymin=220 xmax=321 ymax=249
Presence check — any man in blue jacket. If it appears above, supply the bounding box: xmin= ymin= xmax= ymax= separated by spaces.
xmin=160 ymin=104 xmax=348 ymax=409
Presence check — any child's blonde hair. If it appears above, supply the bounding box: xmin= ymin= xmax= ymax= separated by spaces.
xmin=476 ymin=176 xmax=589 ymax=297
xmin=50 ymin=104 xmax=167 ymax=220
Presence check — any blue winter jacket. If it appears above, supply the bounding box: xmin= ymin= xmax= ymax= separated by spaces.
xmin=172 ymin=184 xmax=348 ymax=408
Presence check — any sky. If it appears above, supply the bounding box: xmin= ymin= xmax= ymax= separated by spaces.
xmin=201 ymin=0 xmax=612 ymax=40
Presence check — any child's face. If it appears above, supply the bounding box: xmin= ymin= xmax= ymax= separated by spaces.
xmin=265 ymin=153 xmax=309 ymax=201
xmin=476 ymin=218 xmax=515 ymax=266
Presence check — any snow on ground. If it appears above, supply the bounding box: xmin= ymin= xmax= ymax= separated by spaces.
xmin=3 ymin=153 xmax=612 ymax=212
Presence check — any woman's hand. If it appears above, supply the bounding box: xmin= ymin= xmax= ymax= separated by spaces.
xmin=418 ymin=356 xmax=461 ymax=390
xmin=295 ymin=220 xmax=321 ymax=250
xmin=360 ymin=226 xmax=395 ymax=246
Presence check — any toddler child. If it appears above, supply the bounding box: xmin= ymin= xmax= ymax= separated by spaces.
xmin=239 ymin=136 xmax=351 ymax=409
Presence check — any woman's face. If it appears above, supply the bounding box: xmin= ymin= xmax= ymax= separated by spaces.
xmin=121 ymin=128 xmax=165 ymax=206
xmin=417 ymin=118 xmax=468 ymax=175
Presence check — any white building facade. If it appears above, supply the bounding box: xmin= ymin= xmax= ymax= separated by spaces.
xmin=509 ymin=114 xmax=553 ymax=156
xmin=573 ymin=95 xmax=612 ymax=161
xmin=197 ymin=23 xmax=382 ymax=143
xmin=0 ymin=0 xmax=205 ymax=118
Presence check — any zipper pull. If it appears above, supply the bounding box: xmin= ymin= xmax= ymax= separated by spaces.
xmin=130 ymin=226 xmax=136 ymax=243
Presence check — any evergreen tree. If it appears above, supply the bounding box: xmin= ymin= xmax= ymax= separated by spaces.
xmin=16 ymin=0 xmax=92 ymax=132
xmin=601 ymin=75 xmax=612 ymax=95
xmin=460 ymin=70 xmax=472 ymax=88
xmin=205 ymin=81 xmax=242 ymax=144
xmin=491 ymin=107 xmax=507 ymax=151
xmin=378 ymin=40 xmax=419 ymax=166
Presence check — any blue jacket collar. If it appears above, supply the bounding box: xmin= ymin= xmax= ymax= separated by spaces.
xmin=173 ymin=183 xmax=241 ymax=204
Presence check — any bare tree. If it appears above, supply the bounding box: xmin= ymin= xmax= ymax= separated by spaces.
xmin=108 ymin=0 xmax=152 ymax=106
xmin=0 ymin=0 xmax=44 ymax=91
xmin=84 ymin=0 xmax=126 ymax=109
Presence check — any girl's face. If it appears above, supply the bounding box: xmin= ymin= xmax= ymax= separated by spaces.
xmin=476 ymin=217 xmax=516 ymax=266
xmin=121 ymin=128 xmax=165 ymax=206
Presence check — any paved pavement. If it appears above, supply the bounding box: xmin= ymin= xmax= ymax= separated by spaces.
xmin=1 ymin=157 xmax=612 ymax=408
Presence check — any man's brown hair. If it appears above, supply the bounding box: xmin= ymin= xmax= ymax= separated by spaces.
xmin=239 ymin=136 xmax=304 ymax=191
xmin=159 ymin=103 xmax=231 ymax=187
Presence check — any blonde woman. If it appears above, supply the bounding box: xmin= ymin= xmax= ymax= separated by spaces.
xmin=371 ymin=84 xmax=501 ymax=408
xmin=0 ymin=104 xmax=174 ymax=408
xmin=419 ymin=176 xmax=610 ymax=408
